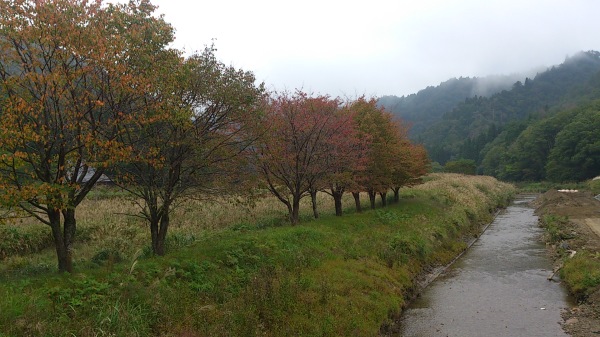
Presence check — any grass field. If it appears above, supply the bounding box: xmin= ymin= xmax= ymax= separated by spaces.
xmin=0 ymin=173 xmax=515 ymax=336
xmin=1 ymin=187 xmax=366 ymax=274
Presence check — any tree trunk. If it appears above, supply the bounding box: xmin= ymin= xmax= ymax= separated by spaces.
xmin=352 ymin=192 xmax=362 ymax=213
xmin=156 ymin=210 xmax=169 ymax=256
xmin=393 ymin=187 xmax=400 ymax=203
xmin=333 ymin=194 xmax=343 ymax=216
xmin=368 ymin=190 xmax=376 ymax=209
xmin=310 ymin=189 xmax=319 ymax=219
xmin=291 ymin=194 xmax=301 ymax=225
xmin=380 ymin=192 xmax=387 ymax=207
xmin=49 ymin=209 xmax=72 ymax=273
xmin=149 ymin=207 xmax=171 ymax=256
xmin=331 ymin=185 xmax=345 ymax=216
xmin=150 ymin=216 xmax=160 ymax=255
xmin=61 ymin=208 xmax=76 ymax=273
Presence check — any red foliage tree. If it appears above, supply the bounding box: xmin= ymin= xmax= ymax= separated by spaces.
xmin=254 ymin=91 xmax=360 ymax=224
xmin=320 ymin=105 xmax=370 ymax=216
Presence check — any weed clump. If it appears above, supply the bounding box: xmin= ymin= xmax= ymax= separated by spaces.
xmin=540 ymin=214 xmax=573 ymax=243
xmin=561 ymin=252 xmax=600 ymax=300
xmin=0 ymin=225 xmax=53 ymax=259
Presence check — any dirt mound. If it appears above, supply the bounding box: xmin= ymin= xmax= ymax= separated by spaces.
xmin=534 ymin=189 xmax=600 ymax=219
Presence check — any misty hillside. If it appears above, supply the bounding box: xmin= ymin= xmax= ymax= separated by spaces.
xmin=378 ymin=73 xmax=528 ymax=136
xmin=410 ymin=50 xmax=600 ymax=173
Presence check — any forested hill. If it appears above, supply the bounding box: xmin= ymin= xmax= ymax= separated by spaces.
xmin=378 ymin=73 xmax=528 ymax=136
xmin=404 ymin=50 xmax=600 ymax=175
xmin=479 ymin=100 xmax=600 ymax=182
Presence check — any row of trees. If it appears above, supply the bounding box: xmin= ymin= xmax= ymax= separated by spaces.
xmin=0 ymin=0 xmax=428 ymax=272
xmin=255 ymin=94 xmax=429 ymax=224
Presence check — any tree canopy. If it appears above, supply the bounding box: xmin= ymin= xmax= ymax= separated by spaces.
xmin=0 ymin=0 xmax=175 ymax=272
xmin=253 ymin=94 xmax=428 ymax=223
xmin=112 ymin=46 xmax=266 ymax=255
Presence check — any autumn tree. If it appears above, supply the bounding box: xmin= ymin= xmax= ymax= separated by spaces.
xmin=320 ymin=105 xmax=370 ymax=216
xmin=349 ymin=98 xmax=428 ymax=208
xmin=350 ymin=98 xmax=397 ymax=209
xmin=254 ymin=91 xmax=349 ymax=224
xmin=302 ymin=102 xmax=370 ymax=219
xmin=390 ymin=143 xmax=429 ymax=202
xmin=0 ymin=0 xmax=174 ymax=272
xmin=113 ymin=46 xmax=265 ymax=255
xmin=385 ymin=118 xmax=429 ymax=202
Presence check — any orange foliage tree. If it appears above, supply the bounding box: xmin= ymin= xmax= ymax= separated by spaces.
xmin=351 ymin=98 xmax=395 ymax=208
xmin=390 ymin=142 xmax=429 ymax=202
xmin=0 ymin=0 xmax=174 ymax=272
xmin=350 ymin=98 xmax=429 ymax=209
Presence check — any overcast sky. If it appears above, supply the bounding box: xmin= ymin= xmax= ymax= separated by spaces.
xmin=111 ymin=0 xmax=600 ymax=97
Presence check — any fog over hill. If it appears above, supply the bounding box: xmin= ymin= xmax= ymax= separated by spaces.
xmin=380 ymin=51 xmax=600 ymax=182
xmin=378 ymin=72 xmax=535 ymax=136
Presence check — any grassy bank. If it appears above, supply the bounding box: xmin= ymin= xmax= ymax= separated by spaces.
xmin=540 ymin=214 xmax=600 ymax=300
xmin=532 ymin=187 xmax=600 ymax=337
xmin=0 ymin=174 xmax=515 ymax=336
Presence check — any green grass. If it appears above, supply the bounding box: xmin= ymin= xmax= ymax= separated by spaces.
xmin=539 ymin=200 xmax=600 ymax=302
xmin=561 ymin=252 xmax=600 ymax=300
xmin=588 ymin=179 xmax=600 ymax=194
xmin=540 ymin=214 xmax=573 ymax=243
xmin=0 ymin=174 xmax=515 ymax=336
xmin=0 ymin=224 xmax=53 ymax=259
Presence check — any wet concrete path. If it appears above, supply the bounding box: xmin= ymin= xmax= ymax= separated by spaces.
xmin=398 ymin=196 xmax=573 ymax=336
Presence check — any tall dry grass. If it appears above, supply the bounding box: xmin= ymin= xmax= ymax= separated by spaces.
xmin=1 ymin=174 xmax=515 ymax=272
xmin=1 ymin=187 xmax=368 ymax=270
xmin=414 ymin=173 xmax=515 ymax=209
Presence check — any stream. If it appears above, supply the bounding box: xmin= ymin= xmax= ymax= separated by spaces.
xmin=397 ymin=196 xmax=573 ymax=336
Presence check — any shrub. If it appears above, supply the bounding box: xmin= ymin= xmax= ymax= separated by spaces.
xmin=0 ymin=226 xmax=53 ymax=259
xmin=540 ymin=215 xmax=572 ymax=243
xmin=588 ymin=178 xmax=600 ymax=195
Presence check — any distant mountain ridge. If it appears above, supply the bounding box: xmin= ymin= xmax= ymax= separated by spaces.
xmin=380 ymin=50 xmax=600 ymax=182
xmin=378 ymin=73 xmax=529 ymax=136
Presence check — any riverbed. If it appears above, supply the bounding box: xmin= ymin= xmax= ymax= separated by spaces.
xmin=398 ymin=196 xmax=573 ymax=336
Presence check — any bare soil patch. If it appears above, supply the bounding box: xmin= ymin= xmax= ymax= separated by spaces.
xmin=534 ymin=190 xmax=600 ymax=337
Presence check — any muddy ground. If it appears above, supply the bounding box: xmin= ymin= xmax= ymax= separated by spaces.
xmin=533 ymin=190 xmax=600 ymax=337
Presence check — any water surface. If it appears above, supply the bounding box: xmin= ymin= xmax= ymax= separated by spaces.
xmin=398 ymin=196 xmax=572 ymax=337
